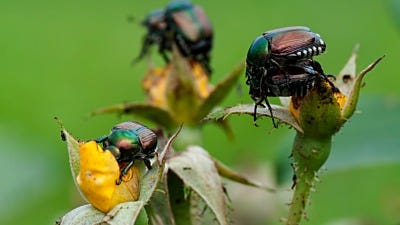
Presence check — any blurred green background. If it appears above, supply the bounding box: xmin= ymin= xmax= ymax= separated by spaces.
xmin=1 ymin=0 xmax=399 ymax=224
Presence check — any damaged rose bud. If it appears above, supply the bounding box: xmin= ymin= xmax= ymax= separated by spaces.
xmin=77 ymin=141 xmax=140 ymax=213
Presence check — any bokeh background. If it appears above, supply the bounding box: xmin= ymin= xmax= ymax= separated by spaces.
xmin=1 ymin=0 xmax=399 ymax=224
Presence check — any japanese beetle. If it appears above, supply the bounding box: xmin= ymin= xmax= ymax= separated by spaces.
xmin=136 ymin=0 xmax=213 ymax=75
xmin=96 ymin=121 xmax=158 ymax=184
xmin=245 ymin=26 xmax=328 ymax=127
xmin=247 ymin=59 xmax=322 ymax=99
xmin=165 ymin=0 xmax=213 ymax=74
xmin=261 ymin=26 xmax=326 ymax=61
xmin=135 ymin=9 xmax=170 ymax=63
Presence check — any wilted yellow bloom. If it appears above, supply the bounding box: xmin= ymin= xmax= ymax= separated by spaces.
xmin=142 ymin=60 xmax=213 ymax=109
xmin=92 ymin=48 xmax=243 ymax=131
xmin=142 ymin=67 xmax=168 ymax=107
xmin=77 ymin=141 xmax=139 ymax=213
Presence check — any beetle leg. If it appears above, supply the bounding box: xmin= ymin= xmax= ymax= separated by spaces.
xmin=259 ymin=68 xmax=278 ymax=128
xmin=312 ymin=60 xmax=339 ymax=92
xmin=253 ymin=71 xmax=268 ymax=127
xmin=158 ymin=34 xmax=170 ymax=62
xmin=143 ymin=159 xmax=153 ymax=170
xmin=132 ymin=35 xmax=153 ymax=65
xmin=253 ymin=98 xmax=264 ymax=127
xmin=254 ymin=96 xmax=277 ymax=129
xmin=116 ymin=160 xmax=135 ymax=185
xmin=133 ymin=150 xmax=154 ymax=170
xmin=159 ymin=49 xmax=170 ymax=63
xmin=264 ymin=97 xmax=278 ymax=128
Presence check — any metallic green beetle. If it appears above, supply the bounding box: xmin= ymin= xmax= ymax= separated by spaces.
xmin=136 ymin=0 xmax=213 ymax=75
xmin=245 ymin=26 xmax=330 ymax=127
xmin=96 ymin=121 xmax=158 ymax=184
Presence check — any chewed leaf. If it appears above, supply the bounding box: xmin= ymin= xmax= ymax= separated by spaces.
xmin=168 ymin=146 xmax=227 ymax=225
xmin=196 ymin=61 xmax=245 ymax=121
xmin=213 ymin=158 xmax=276 ymax=192
xmin=204 ymin=104 xmax=303 ymax=133
xmin=90 ymin=102 xmax=177 ymax=130
xmin=57 ymin=202 xmax=145 ymax=225
xmin=336 ymin=44 xmax=359 ymax=97
xmin=342 ymin=56 xmax=385 ymax=120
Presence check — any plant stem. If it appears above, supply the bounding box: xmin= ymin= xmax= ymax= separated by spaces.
xmin=286 ymin=132 xmax=332 ymax=225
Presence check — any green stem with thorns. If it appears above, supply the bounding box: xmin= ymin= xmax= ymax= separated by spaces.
xmin=286 ymin=132 xmax=332 ymax=225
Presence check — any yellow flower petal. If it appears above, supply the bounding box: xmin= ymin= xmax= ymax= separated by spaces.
xmin=141 ymin=60 xmax=213 ymax=110
xmin=142 ymin=67 xmax=168 ymax=108
xmin=77 ymin=141 xmax=139 ymax=213
xmin=190 ymin=61 xmax=213 ymax=99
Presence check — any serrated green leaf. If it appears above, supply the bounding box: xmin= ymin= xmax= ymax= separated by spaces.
xmin=167 ymin=146 xmax=227 ymax=225
xmin=58 ymin=204 xmax=104 ymax=225
xmin=204 ymin=104 xmax=303 ymax=133
xmin=166 ymin=171 xmax=192 ymax=225
xmin=91 ymin=102 xmax=177 ymax=130
xmin=58 ymin=202 xmax=146 ymax=225
xmin=195 ymin=61 xmax=245 ymax=121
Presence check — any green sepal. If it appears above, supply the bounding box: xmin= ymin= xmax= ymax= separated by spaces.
xmin=195 ymin=61 xmax=244 ymax=121
xmin=204 ymin=103 xmax=303 ymax=133
xmin=341 ymin=56 xmax=384 ymax=121
xmin=90 ymin=102 xmax=177 ymax=130
xmin=166 ymin=46 xmax=202 ymax=124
